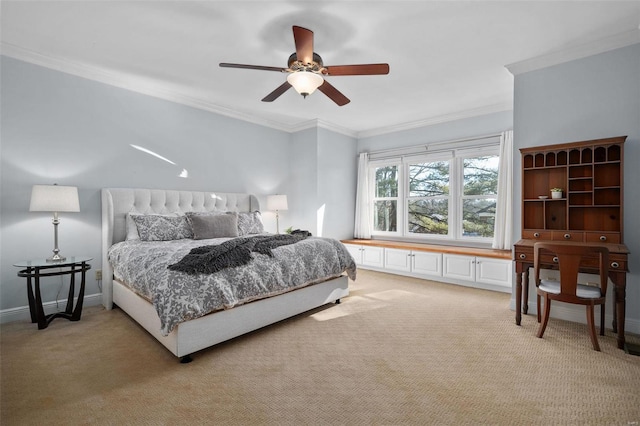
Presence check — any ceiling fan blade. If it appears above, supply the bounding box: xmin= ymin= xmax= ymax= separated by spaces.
xmin=219 ymin=63 xmax=286 ymax=72
xmin=292 ymin=26 xmax=314 ymax=64
xmin=261 ymin=81 xmax=292 ymax=102
xmin=317 ymin=80 xmax=350 ymax=106
xmin=324 ymin=63 xmax=390 ymax=76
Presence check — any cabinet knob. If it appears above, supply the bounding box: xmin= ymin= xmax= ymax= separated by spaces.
xmin=611 ymin=262 xmax=619 ymax=269
xmin=553 ymin=256 xmax=559 ymax=263
xmin=533 ymin=232 xmax=540 ymax=238
xmin=519 ymin=253 xmax=526 ymax=259
xmin=599 ymin=235 xmax=607 ymax=241
xmin=563 ymin=234 xmax=571 ymax=239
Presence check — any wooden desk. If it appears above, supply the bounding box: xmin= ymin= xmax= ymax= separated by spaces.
xmin=513 ymin=239 xmax=629 ymax=349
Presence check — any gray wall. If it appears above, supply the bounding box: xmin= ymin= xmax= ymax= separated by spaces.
xmin=0 ymin=57 xmax=356 ymax=316
xmin=288 ymin=127 xmax=357 ymax=238
xmin=513 ymin=43 xmax=640 ymax=332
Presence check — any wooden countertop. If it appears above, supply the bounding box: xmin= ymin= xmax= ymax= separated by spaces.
xmin=341 ymin=239 xmax=512 ymax=260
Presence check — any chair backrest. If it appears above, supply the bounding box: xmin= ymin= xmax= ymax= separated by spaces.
xmin=534 ymin=242 xmax=609 ymax=298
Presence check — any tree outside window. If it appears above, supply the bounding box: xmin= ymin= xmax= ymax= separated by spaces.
xmin=461 ymin=156 xmax=499 ymax=238
xmin=373 ymin=165 xmax=398 ymax=232
xmin=408 ymin=161 xmax=449 ymax=235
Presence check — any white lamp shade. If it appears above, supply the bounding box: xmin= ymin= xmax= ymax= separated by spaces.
xmin=266 ymin=194 xmax=288 ymax=211
xmin=287 ymin=71 xmax=324 ymax=96
xmin=30 ymin=185 xmax=80 ymax=212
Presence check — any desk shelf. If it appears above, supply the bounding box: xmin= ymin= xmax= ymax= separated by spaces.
xmin=520 ymin=136 xmax=625 ymax=242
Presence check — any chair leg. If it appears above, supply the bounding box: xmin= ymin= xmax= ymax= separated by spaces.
xmin=600 ymin=303 xmax=605 ymax=336
xmin=586 ymin=305 xmax=601 ymax=351
xmin=536 ymin=295 xmax=551 ymax=338
xmin=537 ymin=293 xmax=541 ymax=323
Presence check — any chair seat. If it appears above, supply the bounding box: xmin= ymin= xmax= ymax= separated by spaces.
xmin=539 ymin=279 xmax=602 ymax=299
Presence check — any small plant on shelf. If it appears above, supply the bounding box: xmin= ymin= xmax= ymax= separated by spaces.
xmin=550 ymin=188 xmax=563 ymax=199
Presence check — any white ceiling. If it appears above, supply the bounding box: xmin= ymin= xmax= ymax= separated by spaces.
xmin=2 ymin=1 xmax=639 ymax=137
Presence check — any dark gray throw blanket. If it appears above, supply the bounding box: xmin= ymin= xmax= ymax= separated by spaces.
xmin=167 ymin=234 xmax=308 ymax=275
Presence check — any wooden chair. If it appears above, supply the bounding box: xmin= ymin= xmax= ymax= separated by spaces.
xmin=534 ymin=242 xmax=609 ymax=351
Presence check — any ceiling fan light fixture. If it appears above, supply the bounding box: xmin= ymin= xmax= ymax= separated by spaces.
xmin=287 ymin=71 xmax=323 ymax=98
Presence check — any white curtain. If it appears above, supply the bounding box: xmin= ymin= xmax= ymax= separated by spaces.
xmin=492 ymin=130 xmax=513 ymax=250
xmin=354 ymin=152 xmax=371 ymax=239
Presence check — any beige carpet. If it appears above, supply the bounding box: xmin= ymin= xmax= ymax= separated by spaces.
xmin=2 ymin=269 xmax=639 ymax=425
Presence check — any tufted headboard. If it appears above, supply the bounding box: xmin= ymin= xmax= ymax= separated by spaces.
xmin=101 ymin=188 xmax=260 ymax=309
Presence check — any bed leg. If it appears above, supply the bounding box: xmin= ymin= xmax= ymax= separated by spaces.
xmin=335 ymin=299 xmax=341 ymax=304
xmin=180 ymin=354 xmax=193 ymax=364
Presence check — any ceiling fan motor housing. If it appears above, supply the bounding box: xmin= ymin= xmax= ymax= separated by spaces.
xmin=287 ymin=52 xmax=324 ymax=73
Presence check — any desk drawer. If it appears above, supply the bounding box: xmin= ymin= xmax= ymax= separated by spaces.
xmin=514 ymin=247 xmax=627 ymax=271
xmin=523 ymin=230 xmax=552 ymax=240
xmin=551 ymin=231 xmax=584 ymax=242
xmin=585 ymin=232 xmax=621 ymax=244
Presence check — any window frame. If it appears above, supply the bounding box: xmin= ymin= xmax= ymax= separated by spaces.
xmin=369 ymin=159 xmax=403 ymax=237
xmin=368 ymin=143 xmax=500 ymax=245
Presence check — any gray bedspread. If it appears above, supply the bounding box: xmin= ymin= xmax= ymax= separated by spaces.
xmin=108 ymin=235 xmax=357 ymax=335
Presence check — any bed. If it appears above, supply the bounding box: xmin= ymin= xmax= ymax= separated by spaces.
xmin=101 ymin=188 xmax=354 ymax=362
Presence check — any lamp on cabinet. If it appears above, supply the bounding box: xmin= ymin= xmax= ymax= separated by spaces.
xmin=30 ymin=184 xmax=80 ymax=262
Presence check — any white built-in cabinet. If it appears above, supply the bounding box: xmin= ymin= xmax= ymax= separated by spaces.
xmin=342 ymin=241 xmax=512 ymax=293
xmin=442 ymin=254 xmax=512 ymax=288
xmin=384 ymin=248 xmax=442 ymax=277
xmin=344 ymin=244 xmax=384 ymax=268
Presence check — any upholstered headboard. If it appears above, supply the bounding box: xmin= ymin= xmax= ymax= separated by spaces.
xmin=101 ymin=188 xmax=260 ymax=309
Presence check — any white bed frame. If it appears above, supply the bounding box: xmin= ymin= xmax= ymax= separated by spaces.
xmin=101 ymin=188 xmax=349 ymax=362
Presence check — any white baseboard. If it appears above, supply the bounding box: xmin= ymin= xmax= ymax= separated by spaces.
xmin=509 ymin=298 xmax=640 ymax=336
xmin=0 ymin=293 xmax=103 ymax=325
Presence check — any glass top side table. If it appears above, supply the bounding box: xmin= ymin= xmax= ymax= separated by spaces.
xmin=13 ymin=257 xmax=92 ymax=329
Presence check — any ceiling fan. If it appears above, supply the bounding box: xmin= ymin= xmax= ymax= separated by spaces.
xmin=220 ymin=25 xmax=390 ymax=106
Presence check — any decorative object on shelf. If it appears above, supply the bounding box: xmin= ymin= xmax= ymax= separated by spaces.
xmin=550 ymin=188 xmax=563 ymax=199
xmin=266 ymin=194 xmax=288 ymax=234
xmin=538 ymin=196 xmax=548 ymax=199
xmin=29 ymin=184 xmax=80 ymax=262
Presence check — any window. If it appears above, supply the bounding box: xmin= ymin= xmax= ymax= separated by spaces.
xmin=372 ymin=164 xmax=399 ymax=233
xmin=369 ymin=144 xmax=500 ymax=243
xmin=461 ymin=155 xmax=499 ymax=238
xmin=407 ymin=159 xmax=449 ymax=235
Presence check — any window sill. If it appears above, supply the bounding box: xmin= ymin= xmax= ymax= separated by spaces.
xmin=341 ymin=238 xmax=512 ymax=260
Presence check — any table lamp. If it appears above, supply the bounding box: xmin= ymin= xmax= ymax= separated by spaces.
xmin=30 ymin=184 xmax=80 ymax=262
xmin=266 ymin=194 xmax=288 ymax=234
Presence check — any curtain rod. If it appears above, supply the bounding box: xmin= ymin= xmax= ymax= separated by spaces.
xmin=365 ymin=132 xmax=505 ymax=158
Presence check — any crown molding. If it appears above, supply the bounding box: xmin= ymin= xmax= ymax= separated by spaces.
xmin=506 ymin=28 xmax=640 ymax=76
xmin=288 ymin=119 xmax=358 ymax=138
xmin=356 ymin=102 xmax=513 ymax=139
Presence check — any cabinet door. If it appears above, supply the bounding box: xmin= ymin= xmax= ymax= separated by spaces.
xmin=412 ymin=251 xmax=442 ymax=277
xmin=362 ymin=246 xmax=384 ymax=268
xmin=384 ymin=248 xmax=412 ymax=272
xmin=442 ymin=254 xmax=475 ymax=281
xmin=343 ymin=244 xmax=362 ymax=265
xmin=475 ymin=257 xmax=512 ymax=288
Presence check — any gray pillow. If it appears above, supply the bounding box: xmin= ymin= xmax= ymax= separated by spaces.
xmin=131 ymin=214 xmax=193 ymax=241
xmin=188 ymin=213 xmax=239 ymax=240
